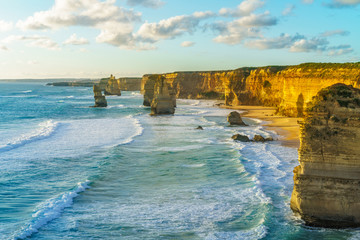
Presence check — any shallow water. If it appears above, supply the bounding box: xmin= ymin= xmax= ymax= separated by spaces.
xmin=0 ymin=81 xmax=359 ymax=239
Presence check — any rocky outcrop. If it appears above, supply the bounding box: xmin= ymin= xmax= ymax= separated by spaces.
xmin=99 ymin=76 xmax=142 ymax=93
xmin=227 ymin=111 xmax=247 ymax=126
xmin=141 ymin=63 xmax=360 ymax=117
xmin=47 ymin=79 xmax=98 ymax=87
xmin=290 ymin=83 xmax=360 ymax=227
xmin=232 ymin=134 xmax=250 ymax=142
xmin=150 ymin=75 xmax=176 ymax=115
xmin=105 ymin=75 xmax=121 ymax=96
xmin=93 ymin=84 xmax=107 ymax=107
xmin=143 ymin=74 xmax=176 ymax=107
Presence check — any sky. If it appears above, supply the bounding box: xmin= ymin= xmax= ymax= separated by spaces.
xmin=0 ymin=0 xmax=359 ymax=79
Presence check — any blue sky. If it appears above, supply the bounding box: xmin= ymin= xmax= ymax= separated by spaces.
xmin=0 ymin=0 xmax=359 ymax=79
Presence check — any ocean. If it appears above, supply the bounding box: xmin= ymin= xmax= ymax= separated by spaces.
xmin=0 ymin=81 xmax=359 ymax=240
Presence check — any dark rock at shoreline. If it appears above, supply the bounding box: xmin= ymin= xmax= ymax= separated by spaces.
xmin=253 ymin=135 xmax=274 ymax=142
xmin=253 ymin=135 xmax=265 ymax=142
xmin=232 ymin=134 xmax=250 ymax=142
xmin=227 ymin=111 xmax=247 ymax=126
xmin=196 ymin=126 xmax=204 ymax=130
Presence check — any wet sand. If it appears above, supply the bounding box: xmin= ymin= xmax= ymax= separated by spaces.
xmin=222 ymin=105 xmax=302 ymax=148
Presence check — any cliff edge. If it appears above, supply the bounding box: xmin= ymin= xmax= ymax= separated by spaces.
xmin=141 ymin=63 xmax=360 ymax=117
xmin=290 ymin=83 xmax=360 ymax=227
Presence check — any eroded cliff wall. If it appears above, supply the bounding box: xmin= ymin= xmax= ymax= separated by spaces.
xmin=290 ymin=84 xmax=360 ymax=227
xmin=141 ymin=63 xmax=360 ymax=116
xmin=100 ymin=76 xmax=142 ymax=95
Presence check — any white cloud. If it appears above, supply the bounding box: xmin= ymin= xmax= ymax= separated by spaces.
xmin=27 ymin=60 xmax=39 ymax=65
xmin=220 ymin=0 xmax=265 ymax=17
xmin=136 ymin=11 xmax=214 ymax=43
xmin=302 ymin=0 xmax=314 ymax=4
xmin=244 ymin=33 xmax=353 ymax=56
xmin=17 ymin=0 xmax=140 ymax=30
xmin=64 ymin=34 xmax=89 ymax=45
xmin=328 ymin=44 xmax=354 ymax=56
xmin=0 ymin=20 xmax=13 ymax=32
xmin=181 ymin=41 xmax=195 ymax=47
xmin=236 ymin=11 xmax=277 ymax=27
xmin=16 ymin=0 xmax=141 ymax=49
xmin=289 ymin=38 xmax=328 ymax=52
xmin=126 ymin=0 xmax=164 ymax=8
xmin=321 ymin=29 xmax=350 ymax=37
xmin=328 ymin=0 xmax=360 ymax=7
xmin=212 ymin=11 xmax=276 ymax=45
xmin=2 ymin=35 xmax=60 ymax=50
xmin=0 ymin=45 xmax=8 ymax=51
xmin=282 ymin=5 xmax=295 ymax=16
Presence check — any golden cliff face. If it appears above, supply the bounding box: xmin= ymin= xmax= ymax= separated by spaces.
xmin=105 ymin=75 xmax=121 ymax=96
xmin=141 ymin=63 xmax=360 ymax=117
xmin=290 ymin=84 xmax=360 ymax=227
xmin=102 ymin=76 xmax=142 ymax=95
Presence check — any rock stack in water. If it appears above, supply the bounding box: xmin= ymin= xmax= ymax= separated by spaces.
xmin=291 ymin=83 xmax=360 ymax=227
xmin=93 ymin=84 xmax=108 ymax=107
xmin=150 ymin=75 xmax=175 ymax=115
xmin=105 ymin=74 xmax=121 ymax=96
xmin=142 ymin=74 xmax=176 ymax=107
xmin=227 ymin=111 xmax=247 ymax=126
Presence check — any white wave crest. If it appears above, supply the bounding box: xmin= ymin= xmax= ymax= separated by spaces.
xmin=0 ymin=120 xmax=58 ymax=152
xmin=13 ymin=180 xmax=91 ymax=240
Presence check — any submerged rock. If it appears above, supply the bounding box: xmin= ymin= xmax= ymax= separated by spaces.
xmin=232 ymin=134 xmax=250 ymax=142
xmin=93 ymin=84 xmax=107 ymax=107
xmin=290 ymin=83 xmax=360 ymax=228
xmin=227 ymin=111 xmax=247 ymax=126
xmin=150 ymin=75 xmax=175 ymax=115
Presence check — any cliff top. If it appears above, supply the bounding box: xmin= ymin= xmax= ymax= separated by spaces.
xmin=142 ymin=62 xmax=360 ymax=77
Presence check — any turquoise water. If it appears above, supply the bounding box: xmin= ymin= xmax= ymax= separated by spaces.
xmin=0 ymin=81 xmax=359 ymax=239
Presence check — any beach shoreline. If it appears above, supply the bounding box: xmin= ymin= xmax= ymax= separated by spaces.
xmin=221 ymin=105 xmax=301 ymax=149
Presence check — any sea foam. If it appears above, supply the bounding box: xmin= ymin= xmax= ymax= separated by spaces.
xmin=13 ymin=181 xmax=91 ymax=240
xmin=0 ymin=120 xmax=59 ymax=153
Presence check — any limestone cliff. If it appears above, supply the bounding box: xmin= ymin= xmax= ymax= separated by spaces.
xmin=105 ymin=75 xmax=121 ymax=96
xmin=290 ymin=84 xmax=360 ymax=227
xmin=143 ymin=74 xmax=176 ymax=107
xmin=141 ymin=63 xmax=360 ymax=116
xmin=100 ymin=76 xmax=142 ymax=94
xmin=149 ymin=75 xmax=175 ymax=115
xmin=93 ymin=84 xmax=107 ymax=107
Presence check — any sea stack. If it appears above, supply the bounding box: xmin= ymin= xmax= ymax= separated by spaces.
xmin=105 ymin=74 xmax=121 ymax=96
xmin=93 ymin=84 xmax=108 ymax=107
xmin=290 ymin=83 xmax=360 ymax=228
xmin=150 ymin=75 xmax=175 ymax=115
xmin=227 ymin=111 xmax=247 ymax=126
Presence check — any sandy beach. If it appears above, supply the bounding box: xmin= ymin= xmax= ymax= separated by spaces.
xmin=222 ymin=105 xmax=302 ymax=149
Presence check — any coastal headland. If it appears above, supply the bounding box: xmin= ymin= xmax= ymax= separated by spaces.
xmin=140 ymin=62 xmax=360 ymax=228
xmin=141 ymin=63 xmax=360 ymax=118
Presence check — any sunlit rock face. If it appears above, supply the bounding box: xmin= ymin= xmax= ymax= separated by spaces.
xmin=150 ymin=75 xmax=175 ymax=115
xmin=290 ymin=84 xmax=360 ymax=228
xmin=93 ymin=84 xmax=107 ymax=107
xmin=141 ymin=63 xmax=360 ymax=117
xmin=100 ymin=75 xmax=142 ymax=94
xmin=142 ymin=74 xmax=176 ymax=108
xmin=105 ymin=75 xmax=121 ymax=96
